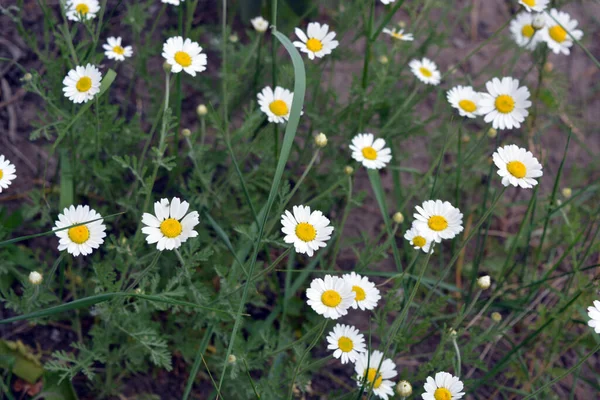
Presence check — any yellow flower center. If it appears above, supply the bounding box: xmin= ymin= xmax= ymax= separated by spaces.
xmin=419 ymin=67 xmax=432 ymax=77
xmin=160 ymin=218 xmax=183 ymax=238
xmin=434 ymin=387 xmax=452 ymax=400
xmin=352 ymin=285 xmax=366 ymax=301
xmin=174 ymin=51 xmax=192 ymax=67
xmin=76 ymin=77 xmax=92 ymax=92
xmin=321 ymin=290 xmax=342 ymax=307
xmin=412 ymin=235 xmax=426 ymax=248
xmin=295 ymin=222 xmax=316 ymax=242
xmin=428 ymin=215 xmax=448 ymax=231
xmin=269 ymin=100 xmax=289 ymax=117
xmin=391 ymin=32 xmax=404 ymax=39
xmin=113 ymin=45 xmax=125 ymax=55
xmin=68 ymin=225 xmax=90 ymax=244
xmin=0 ymin=169 xmax=3 ymax=179
xmin=522 ymin=0 xmax=535 ymax=6
xmin=361 ymin=147 xmax=378 ymax=160
xmin=458 ymin=99 xmax=477 ymax=113
xmin=521 ymin=24 xmax=535 ymax=38
xmin=337 ymin=336 xmax=354 ymax=352
xmin=75 ymin=3 xmax=90 ymax=14
xmin=366 ymin=368 xmax=383 ymax=389
xmin=549 ymin=25 xmax=567 ymax=43
xmin=507 ymin=160 xmax=527 ymax=178
xmin=495 ymin=94 xmax=515 ymax=114
xmin=306 ymin=38 xmax=323 ymax=52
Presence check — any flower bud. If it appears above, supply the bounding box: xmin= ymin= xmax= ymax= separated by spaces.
xmin=395 ymin=380 xmax=412 ymax=397
xmin=181 ymin=128 xmax=192 ymax=137
xmin=22 ymin=73 xmax=33 ymax=82
xmin=229 ymin=34 xmax=239 ymax=43
xmin=344 ymin=166 xmax=354 ymax=175
xmin=491 ymin=312 xmax=502 ymax=322
xmin=197 ymin=104 xmax=208 ymax=117
xmin=449 ymin=328 xmax=457 ymax=337
xmin=392 ymin=212 xmax=404 ymax=224
xmin=562 ymin=187 xmax=572 ymax=198
xmin=378 ymin=55 xmax=389 ymax=64
xmin=314 ymin=132 xmax=328 ymax=148
xmin=461 ymin=134 xmax=471 ymax=143
xmin=487 ymin=128 xmax=497 ymax=138
xmin=532 ymin=14 xmax=545 ymax=30
xmin=163 ymin=61 xmax=172 ymax=73
xmin=251 ymin=16 xmax=269 ymax=33
xmin=544 ymin=62 xmax=554 ymax=72
xmin=477 ymin=275 xmax=491 ymax=290
xmin=228 ymin=354 xmax=237 ymax=364
xmin=28 ymin=271 xmax=43 ymax=285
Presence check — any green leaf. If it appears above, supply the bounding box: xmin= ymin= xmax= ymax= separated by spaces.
xmin=59 ymin=149 xmax=74 ymax=210
xmin=0 ymin=339 xmax=44 ymax=383
xmin=42 ymin=372 xmax=79 ymax=400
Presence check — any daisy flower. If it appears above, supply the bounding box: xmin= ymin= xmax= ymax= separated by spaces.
xmin=306 ymin=275 xmax=354 ymax=319
xmin=382 ymin=28 xmax=414 ymax=41
xmin=518 ymin=0 xmax=548 ymax=13
xmin=446 ymin=86 xmax=483 ymax=118
xmin=65 ymin=0 xmax=100 ymax=21
xmin=161 ymin=0 xmax=184 ymax=5
xmin=62 ymin=64 xmax=102 ymax=104
xmin=492 ymin=144 xmax=543 ymax=189
xmin=251 ymin=16 xmax=269 ymax=33
xmin=409 ymin=58 xmax=441 ymax=85
xmin=162 ymin=36 xmax=207 ymax=77
xmin=257 ymin=86 xmax=294 ymax=124
xmin=326 ymin=323 xmax=366 ymax=364
xmin=293 ymin=22 xmax=339 ymax=60
xmin=587 ymin=300 xmax=600 ymax=334
xmin=479 ymin=77 xmax=531 ymax=130
xmin=380 ymin=0 xmax=396 ymax=4
xmin=422 ymin=371 xmax=465 ymax=400
xmin=281 ymin=205 xmax=334 ymax=257
xmin=0 ymin=155 xmax=17 ymax=193
xmin=103 ymin=37 xmax=133 ymax=61
xmin=541 ymin=9 xmax=583 ymax=55
xmin=413 ymin=200 xmax=463 ymax=243
xmin=141 ymin=197 xmax=200 ymax=251
xmin=54 ymin=205 xmax=106 ymax=257
xmin=355 ymin=351 xmax=397 ymax=400
xmin=342 ymin=272 xmax=381 ymax=311
xmin=510 ymin=12 xmax=542 ymax=50
xmin=404 ymin=225 xmax=434 ymax=253
xmin=350 ymin=133 xmax=392 ymax=170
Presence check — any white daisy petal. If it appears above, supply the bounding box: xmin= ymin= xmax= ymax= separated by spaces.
xmin=0 ymin=155 xmax=17 ymax=193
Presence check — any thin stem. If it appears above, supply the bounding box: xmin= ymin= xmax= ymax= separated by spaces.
xmin=452 ymin=336 xmax=461 ymax=377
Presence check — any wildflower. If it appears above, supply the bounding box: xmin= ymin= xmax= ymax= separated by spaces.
xmin=314 ymin=132 xmax=328 ymax=148
xmin=587 ymin=300 xmax=600 ymax=334
xmin=518 ymin=0 xmax=549 ymax=12
xmin=62 ymin=64 xmax=102 ymax=104
xmin=257 ymin=86 xmax=294 ymax=124
xmin=491 ymin=312 xmax=502 ymax=322
xmin=392 ymin=212 xmax=404 ymax=224
xmin=510 ymin=13 xmax=542 ymax=50
xmin=413 ymin=200 xmax=463 ymax=243
xmin=28 ymin=271 xmax=43 ymax=285
xmin=477 ymin=275 xmax=491 ymax=290
xmin=446 ymin=86 xmax=483 ymax=118
xmin=492 ymin=144 xmax=543 ymax=189
xmin=306 ymin=275 xmax=354 ymax=319
xmin=251 ymin=16 xmax=269 ymax=33
xmin=562 ymin=187 xmax=572 ymax=198
xmin=350 ymin=133 xmax=392 ymax=170
xmin=532 ymin=13 xmax=546 ymax=30
xmin=355 ymin=351 xmax=397 ymax=400
xmin=54 ymin=205 xmax=107 ymax=257
xmin=344 ymin=166 xmax=354 ymax=175
xmin=197 ymin=104 xmax=208 ymax=116
xmin=422 ymin=372 xmax=465 ymax=400
xmin=342 ymin=272 xmax=381 ymax=311
xmin=141 ymin=197 xmax=200 ymax=251
xmin=0 ymin=155 xmax=17 ymax=193
xmin=326 ymin=323 xmax=366 ymax=364
xmin=293 ymin=22 xmax=339 ymax=60
xmin=281 ymin=205 xmax=334 ymax=257
xmin=404 ymin=225 xmax=434 ymax=253
xmin=65 ymin=0 xmax=100 ymax=21
xmin=541 ymin=9 xmax=583 ymax=55
xmin=103 ymin=37 xmax=133 ymax=61
xmin=479 ymin=77 xmax=531 ymax=130
xmin=409 ymin=58 xmax=441 ymax=85
xmin=380 ymin=0 xmax=396 ymax=4
xmin=396 ymin=380 xmax=412 ymax=397
xmin=382 ymin=28 xmax=414 ymax=41
xmin=162 ymin=36 xmax=207 ymax=77
xmin=161 ymin=0 xmax=184 ymax=5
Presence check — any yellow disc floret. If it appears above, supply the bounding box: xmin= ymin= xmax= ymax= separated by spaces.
xmin=362 ymin=147 xmax=378 ymax=160
xmin=507 ymin=161 xmax=527 ymax=178
xmin=76 ymin=77 xmax=92 ymax=92
xmin=68 ymin=225 xmax=90 ymax=244
xmin=549 ymin=25 xmax=567 ymax=43
xmin=113 ymin=45 xmax=125 ymax=55
xmin=428 ymin=215 xmax=448 ymax=232
xmin=321 ymin=290 xmax=342 ymax=307
xmin=160 ymin=218 xmax=183 ymax=238
xmin=434 ymin=387 xmax=452 ymax=400
xmin=306 ymin=38 xmax=323 ymax=52
xmin=352 ymin=285 xmax=366 ymax=301
xmin=75 ymin=3 xmax=90 ymax=15
xmin=269 ymin=100 xmax=289 ymax=117
xmin=366 ymin=368 xmax=383 ymax=389
xmin=458 ymin=99 xmax=477 ymax=113
xmin=419 ymin=67 xmax=433 ymax=77
xmin=295 ymin=222 xmax=316 ymax=242
xmin=174 ymin=51 xmax=192 ymax=67
xmin=337 ymin=336 xmax=354 ymax=352
xmin=495 ymin=94 xmax=515 ymax=114
xmin=412 ymin=236 xmax=426 ymax=248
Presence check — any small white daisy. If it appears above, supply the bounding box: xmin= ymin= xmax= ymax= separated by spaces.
xmin=518 ymin=0 xmax=549 ymax=13
xmin=54 ymin=205 xmax=106 ymax=257
xmin=413 ymin=200 xmax=463 ymax=243
xmin=382 ymin=28 xmax=414 ymax=41
xmin=422 ymin=371 xmax=465 ymax=400
xmin=62 ymin=64 xmax=102 ymax=104
xmin=510 ymin=12 xmax=542 ymax=50
xmin=293 ymin=22 xmax=339 ymax=60
xmin=409 ymin=58 xmax=441 ymax=85
xmin=306 ymin=275 xmax=354 ymax=320
xmin=0 ymin=155 xmax=17 ymax=193
xmin=141 ymin=197 xmax=200 ymax=251
xmin=479 ymin=77 xmax=532 ymax=130
xmin=492 ymin=144 xmax=543 ymax=189
xmin=257 ymin=86 xmax=294 ymax=124
xmin=541 ymin=9 xmax=583 ymax=55
xmin=162 ymin=36 xmax=207 ymax=77
xmin=350 ymin=133 xmax=392 ymax=170
xmin=342 ymin=272 xmax=381 ymax=311
xmin=355 ymin=351 xmax=397 ymax=400
xmin=446 ymin=86 xmax=483 ymax=118
xmin=251 ymin=16 xmax=269 ymax=33
xmin=380 ymin=0 xmax=396 ymax=4
xmin=65 ymin=0 xmax=100 ymax=21
xmin=161 ymin=0 xmax=184 ymax=5
xmin=326 ymin=323 xmax=366 ymax=364
xmin=281 ymin=205 xmax=334 ymax=257
xmin=404 ymin=225 xmax=434 ymax=253
xmin=587 ymin=300 xmax=600 ymax=334
xmin=103 ymin=37 xmax=133 ymax=61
